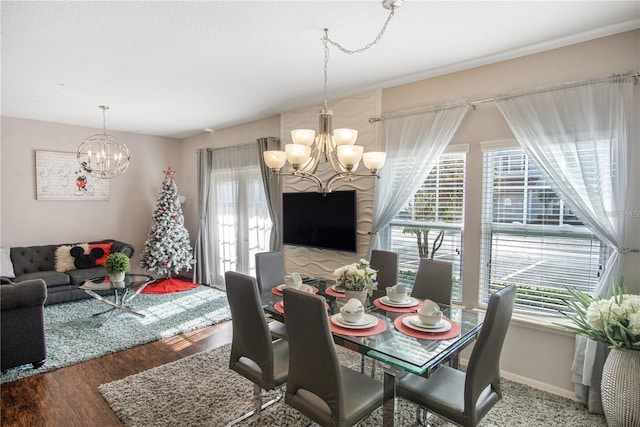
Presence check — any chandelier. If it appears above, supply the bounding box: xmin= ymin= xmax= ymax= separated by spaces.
xmin=262 ymin=0 xmax=402 ymax=194
xmin=77 ymin=105 xmax=130 ymax=179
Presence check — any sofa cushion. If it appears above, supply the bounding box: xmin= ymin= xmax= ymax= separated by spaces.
xmin=88 ymin=242 xmax=112 ymax=266
xmin=14 ymin=271 xmax=71 ymax=287
xmin=1 ymin=247 xmax=15 ymax=278
xmin=67 ymin=266 xmax=108 ymax=286
xmin=10 ymin=245 xmax=57 ymax=276
xmin=55 ymin=244 xmax=88 ymax=272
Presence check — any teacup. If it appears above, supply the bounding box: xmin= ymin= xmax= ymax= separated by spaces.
xmin=284 ymin=272 xmax=302 ymax=289
xmin=386 ymin=284 xmax=408 ymax=303
xmin=340 ymin=298 xmax=364 ymax=323
xmin=418 ymin=300 xmax=443 ymax=325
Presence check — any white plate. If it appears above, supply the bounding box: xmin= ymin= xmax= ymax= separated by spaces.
xmin=402 ymin=315 xmax=452 ymax=333
xmin=331 ymin=313 xmax=377 ymax=329
xmin=330 ymin=284 xmax=346 ymax=293
xmin=380 ymin=296 xmax=419 ymax=307
xmin=276 ymin=284 xmax=287 ymax=291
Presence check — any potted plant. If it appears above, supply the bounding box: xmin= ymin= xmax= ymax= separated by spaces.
xmin=333 ymin=259 xmax=378 ymax=305
xmin=104 ymin=252 xmax=131 ymax=284
xmin=555 ymin=284 xmax=640 ymax=426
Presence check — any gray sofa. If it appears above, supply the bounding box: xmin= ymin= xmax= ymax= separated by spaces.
xmin=2 ymin=240 xmax=135 ymax=305
xmin=0 ymin=279 xmax=47 ymax=370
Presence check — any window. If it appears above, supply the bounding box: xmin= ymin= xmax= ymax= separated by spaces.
xmin=389 ymin=150 xmax=466 ymax=301
xmin=480 ymin=148 xmax=606 ymax=314
xmin=209 ymin=145 xmax=272 ymax=284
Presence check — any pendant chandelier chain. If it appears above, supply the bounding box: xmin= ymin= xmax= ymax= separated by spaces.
xmin=322 ymin=5 xmax=397 ymax=108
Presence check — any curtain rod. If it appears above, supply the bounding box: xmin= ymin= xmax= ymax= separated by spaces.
xmin=369 ymin=71 xmax=639 ymax=122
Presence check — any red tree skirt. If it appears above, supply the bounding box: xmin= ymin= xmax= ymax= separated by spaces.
xmin=141 ymin=277 xmax=200 ymax=294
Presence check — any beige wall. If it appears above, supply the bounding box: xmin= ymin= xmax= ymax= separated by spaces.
xmin=0 ymin=116 xmax=181 ymax=274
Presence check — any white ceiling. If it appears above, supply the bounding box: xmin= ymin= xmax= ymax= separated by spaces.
xmin=2 ymin=1 xmax=639 ymax=139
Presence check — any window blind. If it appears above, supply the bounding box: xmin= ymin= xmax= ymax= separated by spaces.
xmin=390 ymin=152 xmax=466 ymax=301
xmin=479 ymin=148 xmax=606 ymax=314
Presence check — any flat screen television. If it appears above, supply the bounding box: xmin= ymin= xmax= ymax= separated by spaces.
xmin=282 ymin=190 xmax=357 ymax=252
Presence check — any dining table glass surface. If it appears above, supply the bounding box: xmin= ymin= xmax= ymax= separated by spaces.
xmin=261 ymin=278 xmax=484 ymax=376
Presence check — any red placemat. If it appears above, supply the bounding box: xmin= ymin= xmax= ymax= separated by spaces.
xmin=274 ymin=301 xmax=285 ymax=314
xmin=271 ymin=286 xmax=319 ymax=296
xmin=325 ymin=287 xmax=345 ymax=298
xmin=373 ymin=297 xmax=423 ymax=313
xmin=393 ymin=314 xmax=461 ymax=340
xmin=330 ymin=317 xmax=387 ymax=337
xmin=274 ymin=301 xmax=328 ymax=314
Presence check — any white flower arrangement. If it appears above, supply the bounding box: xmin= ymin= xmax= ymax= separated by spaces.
xmin=333 ymin=259 xmax=378 ymax=296
xmin=557 ymin=284 xmax=640 ymax=351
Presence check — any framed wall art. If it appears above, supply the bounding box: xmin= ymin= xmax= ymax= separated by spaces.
xmin=35 ymin=150 xmax=110 ymax=201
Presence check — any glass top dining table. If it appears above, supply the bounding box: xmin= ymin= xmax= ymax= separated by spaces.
xmin=260 ymin=279 xmax=485 ymax=426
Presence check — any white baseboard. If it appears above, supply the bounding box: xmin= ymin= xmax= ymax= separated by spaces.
xmin=458 ymin=357 xmax=578 ymax=401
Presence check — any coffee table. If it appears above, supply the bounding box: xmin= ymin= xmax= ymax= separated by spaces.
xmin=80 ymin=274 xmax=154 ymax=324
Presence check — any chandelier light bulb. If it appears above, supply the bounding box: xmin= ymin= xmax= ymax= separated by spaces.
xmin=263 ymin=150 xmax=287 ymax=170
xmin=333 ymin=128 xmax=358 ymax=146
xmin=363 ymin=152 xmax=387 ymax=172
xmin=285 ymin=144 xmax=311 ymax=166
xmin=291 ymin=129 xmax=316 ymax=146
xmin=337 ymin=145 xmax=364 ymax=167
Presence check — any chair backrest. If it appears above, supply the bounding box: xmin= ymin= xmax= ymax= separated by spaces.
xmin=225 ymin=271 xmax=276 ymax=390
xmin=411 ymin=258 xmax=452 ymax=306
xmin=255 ymin=251 xmax=287 ymax=292
xmin=464 ymin=285 xmax=516 ymax=422
xmin=369 ymin=250 xmax=399 ymax=298
xmin=283 ymin=288 xmax=345 ymax=426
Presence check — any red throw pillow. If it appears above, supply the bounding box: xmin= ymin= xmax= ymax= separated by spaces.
xmin=89 ymin=243 xmax=112 ymax=266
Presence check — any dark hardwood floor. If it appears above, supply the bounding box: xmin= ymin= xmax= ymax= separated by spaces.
xmin=1 ymin=321 xmax=233 ymax=427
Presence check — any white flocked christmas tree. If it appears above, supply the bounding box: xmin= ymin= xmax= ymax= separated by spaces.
xmin=140 ymin=167 xmax=193 ymax=278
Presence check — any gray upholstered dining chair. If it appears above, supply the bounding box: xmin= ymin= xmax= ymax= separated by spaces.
xmin=410 ymin=258 xmax=453 ymax=306
xmin=225 ymin=271 xmax=289 ymax=426
xmin=254 ymin=251 xmax=288 ymax=339
xmin=282 ymin=287 xmax=384 ymax=427
xmin=369 ymin=249 xmax=399 ymax=300
xmin=396 ymin=285 xmax=517 ymax=427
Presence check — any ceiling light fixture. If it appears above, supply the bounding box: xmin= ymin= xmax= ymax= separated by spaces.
xmin=263 ymin=0 xmax=401 ymax=194
xmin=77 ymin=105 xmax=130 ymax=179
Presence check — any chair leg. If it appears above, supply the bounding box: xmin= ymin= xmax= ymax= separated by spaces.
xmin=225 ymin=384 xmax=283 ymax=426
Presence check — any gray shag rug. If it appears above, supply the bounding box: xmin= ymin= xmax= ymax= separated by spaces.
xmin=1 ymin=285 xmax=230 ymax=384
xmin=100 ymin=343 xmax=607 ymax=427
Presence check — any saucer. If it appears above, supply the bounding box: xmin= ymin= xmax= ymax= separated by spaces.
xmin=331 ymin=313 xmax=377 ymax=329
xmin=402 ymin=315 xmax=452 ymax=333
xmin=380 ymin=296 xmax=419 ymax=307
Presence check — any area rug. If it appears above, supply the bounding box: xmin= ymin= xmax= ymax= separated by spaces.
xmin=100 ymin=344 xmax=607 ymax=427
xmin=0 ymin=285 xmax=230 ymax=384
xmin=140 ymin=277 xmax=199 ymax=294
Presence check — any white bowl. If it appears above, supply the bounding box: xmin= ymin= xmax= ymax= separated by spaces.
xmin=386 ymin=290 xmax=408 ymax=303
xmin=340 ymin=307 xmax=364 ymax=323
xmin=418 ymin=311 xmax=442 ymax=326
xmin=419 ymin=299 xmax=441 ymax=316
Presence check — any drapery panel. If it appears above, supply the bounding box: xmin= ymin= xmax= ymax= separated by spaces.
xmin=194 ymin=149 xmax=212 ymax=285
xmin=495 ymin=73 xmax=638 ymax=412
xmin=208 ymin=144 xmax=272 ymax=285
xmin=369 ymin=104 xmax=470 ymax=253
xmin=257 ymin=137 xmax=282 ymax=252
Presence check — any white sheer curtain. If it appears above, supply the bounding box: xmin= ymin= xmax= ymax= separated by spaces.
xmin=209 ymin=144 xmax=272 ymax=285
xmin=369 ymin=104 xmax=470 ymax=251
xmin=495 ymin=73 xmax=638 ymax=412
